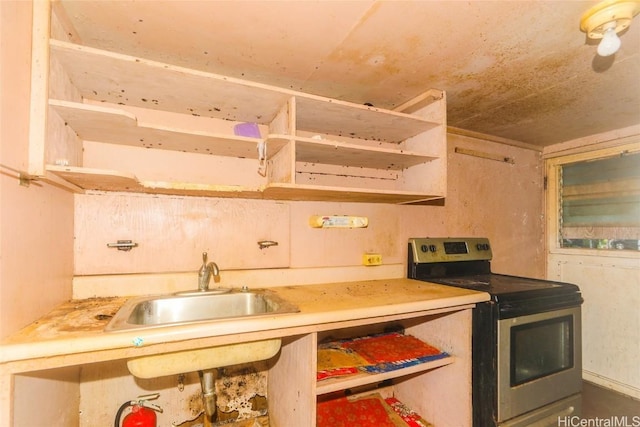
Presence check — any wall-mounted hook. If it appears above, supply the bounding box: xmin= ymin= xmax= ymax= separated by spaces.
xmin=107 ymin=240 xmax=139 ymax=251
xmin=177 ymin=374 xmax=185 ymax=392
xmin=257 ymin=240 xmax=278 ymax=249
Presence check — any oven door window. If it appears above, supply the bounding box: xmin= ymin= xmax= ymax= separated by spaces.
xmin=510 ymin=315 xmax=573 ymax=386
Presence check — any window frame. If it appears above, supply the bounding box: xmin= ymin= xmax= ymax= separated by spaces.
xmin=545 ymin=142 xmax=640 ymax=259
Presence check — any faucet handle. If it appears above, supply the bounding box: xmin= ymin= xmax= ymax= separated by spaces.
xmin=202 ymin=252 xmax=208 ymax=264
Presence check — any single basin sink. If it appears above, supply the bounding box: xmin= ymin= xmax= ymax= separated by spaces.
xmin=105 ymin=289 xmax=298 ymax=332
xmin=126 ymin=339 xmax=283 ymax=378
xmin=105 ymin=289 xmax=298 ymax=377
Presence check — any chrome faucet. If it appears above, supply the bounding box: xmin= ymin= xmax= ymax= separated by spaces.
xmin=198 ymin=252 xmax=220 ymax=291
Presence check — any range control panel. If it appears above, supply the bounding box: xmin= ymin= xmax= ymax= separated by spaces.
xmin=409 ymin=237 xmax=492 ymax=263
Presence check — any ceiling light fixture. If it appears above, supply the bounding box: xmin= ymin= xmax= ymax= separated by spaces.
xmin=580 ymin=0 xmax=640 ymax=56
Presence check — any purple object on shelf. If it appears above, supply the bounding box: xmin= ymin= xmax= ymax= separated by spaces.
xmin=233 ymin=122 xmax=261 ymax=138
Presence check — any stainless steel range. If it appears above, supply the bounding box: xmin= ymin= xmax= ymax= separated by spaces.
xmin=408 ymin=237 xmax=583 ymax=427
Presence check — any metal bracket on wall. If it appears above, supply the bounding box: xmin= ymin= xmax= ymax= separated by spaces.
xmin=19 ymin=173 xmax=32 ymax=187
xmin=0 ymin=164 xmax=41 ymax=187
xmin=455 ymin=147 xmax=515 ymax=164
xmin=107 ymin=240 xmax=139 ymax=251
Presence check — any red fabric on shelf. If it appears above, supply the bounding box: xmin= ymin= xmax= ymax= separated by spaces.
xmin=385 ymin=397 xmax=433 ymax=427
xmin=343 ymin=332 xmax=443 ymax=364
xmin=317 ymin=395 xmax=399 ymax=427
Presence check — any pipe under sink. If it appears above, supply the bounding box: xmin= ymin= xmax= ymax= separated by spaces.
xmin=199 ymin=369 xmax=218 ymax=422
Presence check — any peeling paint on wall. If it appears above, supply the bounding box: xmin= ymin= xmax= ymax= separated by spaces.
xmin=216 ymin=363 xmax=269 ymax=423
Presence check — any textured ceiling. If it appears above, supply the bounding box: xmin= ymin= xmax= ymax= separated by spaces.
xmin=56 ymin=0 xmax=640 ymax=148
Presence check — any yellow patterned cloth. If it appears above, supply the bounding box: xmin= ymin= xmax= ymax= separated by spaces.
xmin=317 ymin=347 xmax=371 ymax=380
xmin=317 ymin=347 xmax=370 ymax=371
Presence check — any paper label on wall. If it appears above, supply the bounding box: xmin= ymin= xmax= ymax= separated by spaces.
xmin=309 ymin=215 xmax=368 ymax=228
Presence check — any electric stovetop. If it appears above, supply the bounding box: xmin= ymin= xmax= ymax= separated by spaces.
xmin=408 ymin=237 xmax=582 ymax=306
xmin=426 ymin=273 xmax=581 ymax=303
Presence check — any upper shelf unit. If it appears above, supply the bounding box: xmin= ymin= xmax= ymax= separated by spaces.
xmin=33 ymin=35 xmax=447 ymax=204
xmin=49 ymin=40 xmax=438 ymax=143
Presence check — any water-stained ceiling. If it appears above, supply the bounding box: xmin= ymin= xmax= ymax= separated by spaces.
xmin=56 ymin=1 xmax=640 ymax=149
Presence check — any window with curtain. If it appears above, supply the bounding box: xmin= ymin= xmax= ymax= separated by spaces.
xmin=560 ymin=151 xmax=640 ymax=251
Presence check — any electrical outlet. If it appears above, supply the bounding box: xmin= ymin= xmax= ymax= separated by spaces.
xmin=363 ymin=253 xmax=382 ymax=266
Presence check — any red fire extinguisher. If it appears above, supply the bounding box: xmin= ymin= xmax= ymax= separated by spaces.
xmin=114 ymin=393 xmax=163 ymax=427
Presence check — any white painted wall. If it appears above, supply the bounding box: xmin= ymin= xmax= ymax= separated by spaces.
xmin=548 ymin=254 xmax=640 ymax=398
xmin=545 ymin=131 xmax=640 ymax=398
xmin=64 ymin=133 xmax=546 ymax=425
xmin=0 ymin=0 xmax=74 ymax=340
xmin=71 ymin=133 xmax=546 ymax=300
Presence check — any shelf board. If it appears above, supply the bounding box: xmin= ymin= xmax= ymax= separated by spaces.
xmin=49 ymin=113 xmax=434 ymax=170
xmin=294 ymin=136 xmax=435 ymax=170
xmin=296 ymin=95 xmax=439 ymax=143
xmin=50 ymin=40 xmax=294 ymax=125
xmin=50 ymin=99 xmax=287 ymax=158
xmin=264 ymin=183 xmax=442 ymax=204
xmin=315 ymin=356 xmax=454 ymax=395
xmin=45 ymin=166 xmax=442 ymax=204
xmin=46 ymin=165 xmax=263 ymax=199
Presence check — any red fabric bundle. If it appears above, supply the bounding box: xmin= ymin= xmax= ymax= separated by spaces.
xmin=317 ymin=395 xmax=401 ymax=427
xmin=343 ymin=332 xmax=443 ymax=364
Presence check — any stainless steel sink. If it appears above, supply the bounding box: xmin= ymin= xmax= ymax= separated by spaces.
xmin=105 ymin=290 xmax=298 ymax=332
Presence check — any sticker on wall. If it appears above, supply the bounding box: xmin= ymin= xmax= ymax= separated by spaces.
xmin=309 ymin=215 xmax=369 ymax=228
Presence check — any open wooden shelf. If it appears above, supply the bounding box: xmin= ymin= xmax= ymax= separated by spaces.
xmin=294 ymin=95 xmax=437 ymax=143
xmin=316 ymin=355 xmax=454 ymax=395
xmin=46 ymin=165 xmax=264 ymax=199
xmin=50 ymin=99 xmax=287 ymax=158
xmin=294 ymin=136 xmax=436 ymax=170
xmin=49 ymin=40 xmax=292 ymax=125
xmin=34 ymin=39 xmax=448 ymax=203
xmin=263 ymin=183 xmax=441 ymax=204
xmin=50 ymin=39 xmax=436 ymax=144
xmin=269 ymin=310 xmax=473 ymax=426
xmin=45 ymin=166 xmax=440 ymax=204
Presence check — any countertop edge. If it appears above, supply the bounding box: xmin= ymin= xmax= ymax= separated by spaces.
xmin=0 ymin=279 xmax=490 ymax=371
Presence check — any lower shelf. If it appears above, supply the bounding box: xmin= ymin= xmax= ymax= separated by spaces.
xmin=317 ymin=390 xmax=434 ymax=427
xmin=316 ymin=331 xmax=453 ymax=395
xmin=45 ymin=165 xmax=263 ymax=199
xmin=45 ymin=165 xmax=444 ymax=204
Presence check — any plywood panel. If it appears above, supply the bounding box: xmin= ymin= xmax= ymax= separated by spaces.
xmin=268 ymin=334 xmax=316 ymax=426
xmin=74 ymin=194 xmax=290 ymax=275
xmin=82 ymin=141 xmax=267 ymax=188
xmin=548 ymin=254 xmax=640 ymax=398
xmin=1 ymin=0 xmax=35 ymax=172
xmin=289 ymin=202 xmax=402 ymax=268
xmin=14 ymin=367 xmax=80 ymax=427
xmin=401 ymin=133 xmax=545 ymax=278
xmin=0 ymin=178 xmax=74 ymax=338
xmin=397 ymin=310 xmax=472 ymax=426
